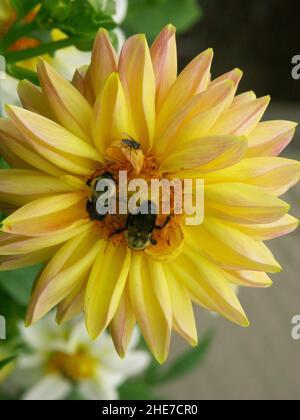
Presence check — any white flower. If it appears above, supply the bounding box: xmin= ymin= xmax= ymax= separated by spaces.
xmin=9 ymin=315 xmax=150 ymax=400
xmin=113 ymin=0 xmax=128 ymax=24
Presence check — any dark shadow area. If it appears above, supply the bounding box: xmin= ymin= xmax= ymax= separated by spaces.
xmin=178 ymin=0 xmax=300 ymax=102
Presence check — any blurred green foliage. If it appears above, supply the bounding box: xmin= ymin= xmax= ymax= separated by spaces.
xmin=118 ymin=331 xmax=214 ymax=400
xmin=123 ymin=0 xmax=202 ymax=41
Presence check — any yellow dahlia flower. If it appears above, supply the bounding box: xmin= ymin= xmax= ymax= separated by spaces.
xmin=0 ymin=25 xmax=299 ymax=363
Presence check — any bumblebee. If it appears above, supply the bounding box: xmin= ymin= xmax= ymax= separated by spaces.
xmin=86 ymin=172 xmax=114 ymax=221
xmin=112 ymin=200 xmax=171 ymax=250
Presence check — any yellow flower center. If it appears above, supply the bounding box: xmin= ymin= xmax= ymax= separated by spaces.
xmin=47 ymin=350 xmax=97 ymax=382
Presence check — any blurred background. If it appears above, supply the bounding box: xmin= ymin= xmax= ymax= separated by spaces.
xmin=157 ymin=0 xmax=300 ymax=401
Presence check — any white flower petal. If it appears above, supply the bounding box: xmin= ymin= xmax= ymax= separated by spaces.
xmin=113 ymin=0 xmax=128 ymax=23
xmin=22 ymin=374 xmax=71 ymax=400
xmin=100 ymin=348 xmax=150 ymax=377
xmin=51 ymin=48 xmax=91 ymax=81
xmin=0 ymin=74 xmax=20 ymax=115
xmin=79 ymin=379 xmax=118 ymax=401
xmin=17 ymin=354 xmax=45 ymax=370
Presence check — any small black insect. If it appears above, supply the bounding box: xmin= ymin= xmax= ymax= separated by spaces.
xmin=86 ymin=172 xmax=115 ymax=221
xmin=121 ymin=137 xmax=141 ymax=150
xmin=111 ymin=200 xmax=171 ymax=250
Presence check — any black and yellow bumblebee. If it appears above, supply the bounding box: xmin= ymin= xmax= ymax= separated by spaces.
xmin=86 ymin=172 xmax=115 ymax=221
xmin=112 ymin=200 xmax=171 ymax=250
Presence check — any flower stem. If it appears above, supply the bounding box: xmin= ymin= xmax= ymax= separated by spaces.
xmin=6 ymin=63 xmax=39 ymax=85
xmin=5 ymin=35 xmax=92 ymax=63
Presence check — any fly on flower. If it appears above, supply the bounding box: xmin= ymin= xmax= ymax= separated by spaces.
xmin=0 ymin=25 xmax=300 ymax=363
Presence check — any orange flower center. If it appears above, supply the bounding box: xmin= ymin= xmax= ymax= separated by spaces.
xmin=86 ymin=155 xmax=184 ymax=259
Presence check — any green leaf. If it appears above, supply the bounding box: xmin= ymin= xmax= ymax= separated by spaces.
xmin=0 ymin=289 xmax=25 ymax=340
xmin=158 ymin=330 xmax=214 ymax=385
xmin=88 ymin=0 xmax=116 ymax=16
xmin=0 ymin=157 xmax=10 ymax=170
xmin=142 ymin=330 xmax=214 ymax=386
xmin=10 ymin=0 xmax=41 ymax=18
xmin=0 ymin=355 xmax=16 ymax=371
xmin=6 ymin=63 xmax=39 ymax=85
xmin=123 ymin=0 xmax=202 ymax=41
xmin=38 ymin=0 xmax=116 ymax=36
xmin=0 ymin=265 xmax=42 ymax=306
xmin=118 ymin=382 xmax=163 ymax=400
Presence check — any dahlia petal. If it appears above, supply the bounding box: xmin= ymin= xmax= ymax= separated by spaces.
xmin=23 ymin=139 xmax=97 ymax=176
xmin=0 ymin=139 xmax=32 ymax=170
xmin=85 ymin=244 xmax=131 ymax=339
xmin=164 ymin=267 xmax=198 ymax=346
xmin=150 ymin=24 xmax=177 ymax=112
xmin=26 ymin=232 xmax=103 ymax=325
xmin=184 ymin=218 xmax=281 ymax=272
xmin=156 ymin=49 xmax=213 ymax=137
xmin=0 ymin=246 xmax=58 ymax=271
xmin=110 ymin=286 xmax=136 ymax=358
xmin=232 ymin=91 xmax=256 ymax=106
xmin=1 ymin=192 xmax=88 ymax=236
xmin=6 ymin=106 xmax=100 ymax=162
xmin=92 ymin=72 xmax=132 ymax=156
xmin=168 ymin=257 xmax=216 ymax=312
xmin=147 ymin=260 xmax=172 ymax=328
xmin=56 ymin=276 xmax=87 ymax=324
xmin=226 ymin=270 xmax=273 ymax=288
xmin=129 ymin=254 xmax=171 ymax=364
xmin=246 ymin=121 xmax=297 ymax=157
xmin=225 ymin=214 xmax=299 ymax=241
xmin=204 ymin=157 xmax=300 ymax=196
xmin=119 ymin=34 xmax=156 ymax=152
xmin=90 ymin=28 xmax=117 ymax=99
xmin=205 ymin=183 xmax=290 ymax=224
xmin=37 ymin=60 xmax=93 ymax=144
xmin=156 ymin=80 xmax=235 ymax=155
xmin=170 ymin=252 xmax=249 ymax=327
xmin=0 ymin=118 xmax=65 ymax=177
xmin=210 ymin=68 xmax=243 ymax=109
xmin=0 ymin=222 xmax=92 ymax=255
xmin=209 ymin=96 xmax=270 ymax=136
xmin=159 ymin=135 xmax=247 ymax=173
xmin=83 ymin=67 xmax=96 ymax=106
xmin=60 ymin=175 xmax=89 ymax=191
xmin=17 ymin=80 xmax=55 ymax=119
xmin=71 ymin=65 xmax=88 ymax=96
xmin=0 ymin=169 xmax=75 ymax=206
